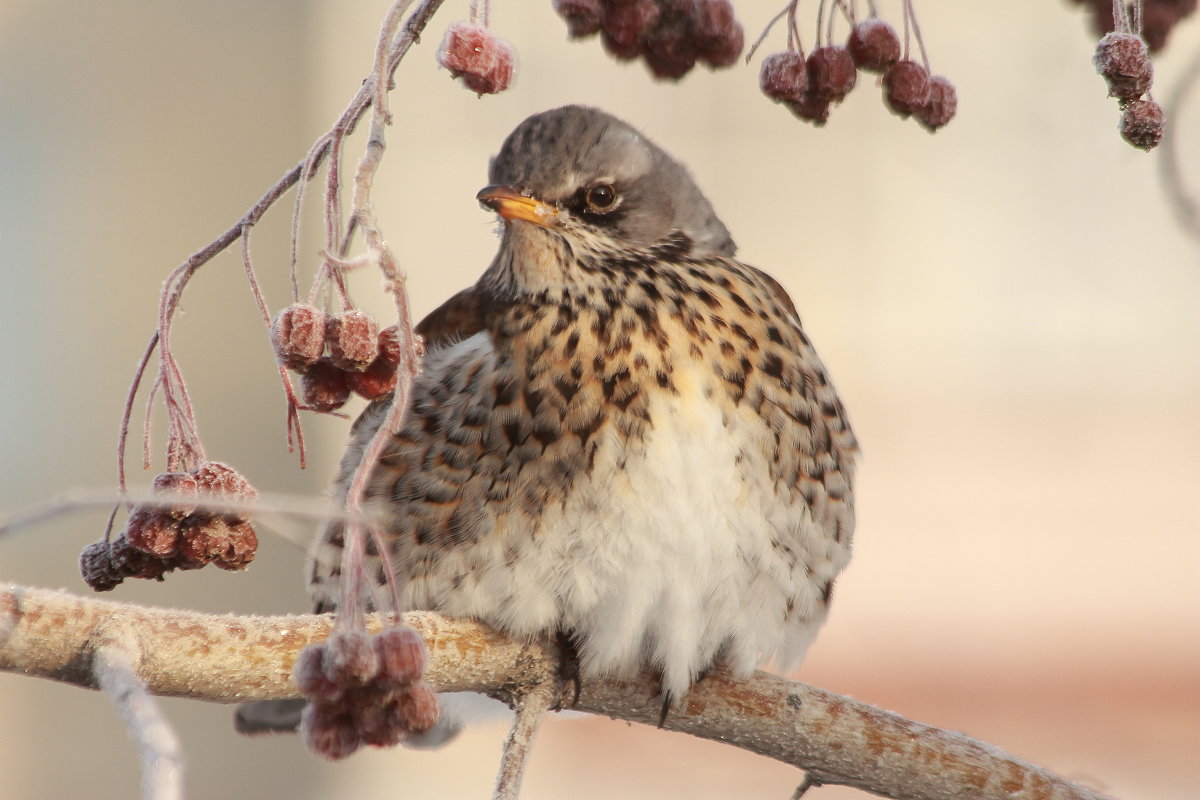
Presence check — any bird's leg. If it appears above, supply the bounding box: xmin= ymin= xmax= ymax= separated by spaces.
xmin=789 ymin=773 xmax=824 ymax=799
xmin=553 ymin=628 xmax=582 ymax=710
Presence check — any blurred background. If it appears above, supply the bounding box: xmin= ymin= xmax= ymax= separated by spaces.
xmin=1 ymin=1 xmax=1197 ymax=798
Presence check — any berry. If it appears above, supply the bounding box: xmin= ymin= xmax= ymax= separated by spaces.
xmin=807 ymin=46 xmax=857 ymax=103
xmin=644 ymin=20 xmax=698 ymax=79
xmin=693 ymin=0 xmax=744 ymax=67
xmin=395 ymin=684 xmax=440 ymax=733
xmin=325 ymin=630 xmax=381 ymax=687
xmin=109 ymin=534 xmax=172 ymax=581
xmin=346 ymin=356 xmax=397 ymax=400
xmin=437 ymin=22 xmax=516 ymax=96
xmin=1093 ymin=32 xmax=1153 ymax=101
xmin=375 ymin=627 xmax=427 ymax=685
xmin=301 ymin=357 xmax=352 ymax=413
xmin=80 ymin=540 xmax=122 ymax=592
xmin=553 ymin=0 xmax=603 ymax=37
xmin=760 ymin=51 xmax=808 ymax=103
xmin=301 ymin=702 xmax=361 ymax=761
xmin=193 ymin=460 xmax=259 ymax=521
xmin=176 ymin=517 xmax=257 ymax=570
xmin=151 ymin=471 xmax=200 ymax=518
xmin=788 ymin=91 xmax=832 ymax=126
xmin=884 ymin=59 xmax=931 ymax=117
xmin=602 ymin=0 xmax=660 ymax=48
xmin=848 ymin=18 xmax=901 ymax=73
xmin=270 ymin=304 xmax=327 ymax=371
xmin=123 ymin=506 xmax=181 ymax=557
xmin=326 ymin=310 xmax=380 ymax=373
xmin=1120 ymin=98 xmax=1165 ymax=150
xmin=915 ymin=75 xmax=958 ymax=132
xmin=293 ymin=644 xmax=343 ymax=700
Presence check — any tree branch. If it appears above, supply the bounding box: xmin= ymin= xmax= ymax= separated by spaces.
xmin=0 ymin=583 xmax=1114 ymax=800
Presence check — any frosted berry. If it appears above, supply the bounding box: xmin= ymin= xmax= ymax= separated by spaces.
xmin=437 ymin=22 xmax=516 ymax=96
xmin=1093 ymin=32 xmax=1153 ymax=101
xmin=80 ymin=540 xmax=122 ymax=592
xmin=602 ymin=0 xmax=660 ymax=48
xmin=325 ymin=630 xmax=381 ymax=687
xmin=848 ymin=18 xmax=901 ymax=73
xmin=294 ymin=645 xmax=343 ymax=700
xmin=693 ymin=0 xmax=744 ymax=67
xmin=807 ymin=46 xmax=857 ymax=102
xmin=396 ymin=684 xmax=440 ymax=733
xmin=601 ymin=28 xmax=644 ymax=60
xmin=376 ymin=325 xmax=402 ymax=367
xmin=124 ymin=507 xmax=181 ymax=557
xmin=375 ymin=627 xmax=427 ymax=685
xmin=151 ymin=471 xmax=200 ymax=518
xmin=301 ymin=703 xmax=361 ymax=761
xmin=346 ymin=356 xmax=397 ymax=400
xmin=644 ymin=21 xmax=698 ymax=79
xmin=788 ymin=91 xmax=832 ymax=126
xmin=760 ymin=51 xmax=808 ymax=103
xmin=193 ymin=460 xmax=259 ymax=521
xmin=553 ymin=0 xmax=603 ymax=37
xmin=270 ymin=304 xmax=327 ymax=370
xmin=884 ymin=60 xmax=931 ymax=117
xmin=301 ymin=357 xmax=352 ymax=413
xmin=915 ymin=75 xmax=958 ymax=132
xmin=176 ymin=517 xmax=257 ymax=570
xmin=1120 ymin=98 xmax=1165 ymax=150
xmin=326 ymin=310 xmax=380 ymax=373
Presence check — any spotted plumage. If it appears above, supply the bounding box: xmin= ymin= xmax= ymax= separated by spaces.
xmin=309 ymin=105 xmax=858 ymax=703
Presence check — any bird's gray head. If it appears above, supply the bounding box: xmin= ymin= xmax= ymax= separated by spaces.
xmin=479 ymin=106 xmax=736 ymax=269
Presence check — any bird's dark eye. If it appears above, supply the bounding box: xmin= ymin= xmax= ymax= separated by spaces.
xmin=584 ymin=183 xmax=619 ymax=212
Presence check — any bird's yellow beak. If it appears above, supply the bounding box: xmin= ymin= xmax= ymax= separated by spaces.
xmin=477 ymin=185 xmax=559 ymax=227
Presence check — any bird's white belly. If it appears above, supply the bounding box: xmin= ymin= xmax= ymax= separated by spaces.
xmin=426 ymin=367 xmax=834 ymax=698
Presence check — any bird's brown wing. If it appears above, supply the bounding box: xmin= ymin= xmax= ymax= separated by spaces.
xmin=415 ymin=286 xmax=487 ymax=350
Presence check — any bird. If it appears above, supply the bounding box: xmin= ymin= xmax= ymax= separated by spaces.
xmin=240 ymin=104 xmax=858 ymax=738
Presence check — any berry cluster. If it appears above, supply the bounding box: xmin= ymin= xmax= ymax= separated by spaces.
xmin=271 ymin=304 xmax=401 ymax=413
xmin=437 ymin=21 xmax=516 ymax=95
xmin=1093 ymin=32 xmax=1163 ymax=150
xmin=759 ymin=18 xmax=956 ymax=131
xmin=81 ymin=462 xmax=259 ymax=591
xmin=553 ymin=0 xmax=744 ymax=80
xmin=1069 ymin=0 xmax=1196 ymax=52
xmin=295 ymin=628 xmax=440 ymax=758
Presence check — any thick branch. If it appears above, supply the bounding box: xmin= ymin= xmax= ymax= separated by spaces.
xmin=0 ymin=583 xmax=1114 ymax=800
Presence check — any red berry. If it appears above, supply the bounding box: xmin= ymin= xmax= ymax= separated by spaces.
xmin=124 ymin=506 xmax=181 ymax=557
xmin=1093 ymin=32 xmax=1153 ymax=101
xmin=759 ymin=51 xmax=808 ymax=103
xmin=193 ymin=461 xmax=258 ymax=522
xmin=693 ymin=0 xmax=744 ymax=68
xmin=915 ymin=75 xmax=958 ymax=132
xmin=325 ymin=631 xmax=381 ymax=687
xmin=346 ymin=356 xmax=397 ymax=400
xmin=151 ymin=471 xmax=200 ymax=518
xmin=396 ymin=684 xmax=440 ymax=733
xmin=788 ymin=91 xmax=832 ymax=126
xmin=109 ymin=534 xmax=172 ymax=581
xmin=602 ymin=0 xmax=660 ymax=47
xmin=807 ymin=46 xmax=857 ymax=102
xmin=437 ymin=22 xmax=516 ymax=96
xmin=270 ymin=304 xmax=327 ymax=371
xmin=326 ymin=310 xmax=380 ymax=373
xmin=883 ymin=59 xmax=931 ymax=117
xmin=1120 ymin=98 xmax=1165 ymax=151
xmin=301 ymin=357 xmax=352 ymax=413
xmin=375 ymin=627 xmax=427 ymax=685
xmin=848 ymin=18 xmax=901 ymax=73
xmin=301 ymin=702 xmax=361 ymax=761
xmin=553 ymin=0 xmax=603 ymax=37
xmin=644 ymin=21 xmax=698 ymax=80
xmin=293 ymin=644 xmax=341 ymax=699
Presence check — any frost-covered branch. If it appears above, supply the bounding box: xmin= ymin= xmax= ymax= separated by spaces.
xmin=0 ymin=583 xmax=1115 ymax=800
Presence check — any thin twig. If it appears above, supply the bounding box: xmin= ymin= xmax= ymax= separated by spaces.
xmin=493 ymin=683 xmax=555 ymax=800
xmin=93 ymin=623 xmax=183 ymax=800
